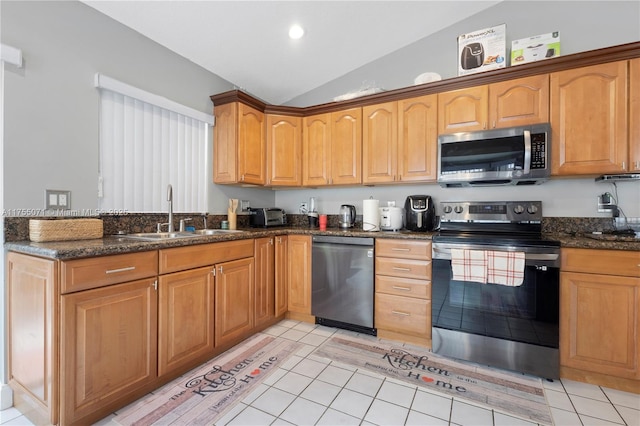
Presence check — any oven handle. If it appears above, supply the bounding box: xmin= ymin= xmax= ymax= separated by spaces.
xmin=432 ymin=244 xmax=560 ymax=262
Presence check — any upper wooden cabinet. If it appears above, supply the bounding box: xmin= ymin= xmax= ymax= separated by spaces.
xmin=489 ymin=74 xmax=550 ymax=128
xmin=213 ymin=102 xmax=265 ymax=185
xmin=630 ymin=58 xmax=640 ymax=172
xmin=303 ymin=108 xmax=362 ymax=186
xmin=302 ymin=113 xmax=331 ymax=186
xmin=331 ymin=108 xmax=362 ymax=185
xmin=438 ymin=74 xmax=550 ymax=134
xmin=398 ymin=94 xmax=438 ymax=182
xmin=363 ymin=102 xmax=397 ymax=184
xmin=438 ymin=85 xmax=488 ymax=134
xmin=551 ymin=61 xmax=628 ymax=175
xmin=363 ymin=95 xmax=438 ymax=184
xmin=267 ymin=114 xmax=302 ymax=186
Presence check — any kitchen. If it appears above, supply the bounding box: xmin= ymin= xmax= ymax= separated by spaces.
xmin=2 ymin=1 xmax=640 ymax=425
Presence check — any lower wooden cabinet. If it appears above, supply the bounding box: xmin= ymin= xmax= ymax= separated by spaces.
xmin=375 ymin=239 xmax=432 ymax=346
xmin=158 ymin=266 xmax=215 ymax=377
xmin=7 ymin=253 xmax=58 ymax=425
xmin=215 ymin=257 xmax=255 ymax=347
xmin=60 ymin=278 xmax=158 ymax=425
xmin=287 ymin=235 xmax=312 ymax=317
xmin=560 ymin=248 xmax=640 ymax=393
xmin=255 ymin=237 xmax=276 ymax=326
xmin=274 ymin=235 xmax=289 ymax=317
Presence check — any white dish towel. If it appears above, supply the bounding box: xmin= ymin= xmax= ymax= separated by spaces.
xmin=487 ymin=251 xmax=525 ymax=286
xmin=451 ymin=249 xmax=487 ymax=284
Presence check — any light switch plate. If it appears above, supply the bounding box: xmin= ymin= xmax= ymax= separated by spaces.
xmin=46 ymin=189 xmax=71 ymax=209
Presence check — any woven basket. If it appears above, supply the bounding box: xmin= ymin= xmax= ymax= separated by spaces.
xmin=29 ymin=219 xmax=104 ymax=242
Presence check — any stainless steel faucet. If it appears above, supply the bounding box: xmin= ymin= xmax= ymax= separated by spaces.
xmin=167 ymin=184 xmax=174 ymax=232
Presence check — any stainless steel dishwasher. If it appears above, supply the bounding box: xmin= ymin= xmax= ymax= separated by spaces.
xmin=311 ymin=235 xmax=376 ymax=335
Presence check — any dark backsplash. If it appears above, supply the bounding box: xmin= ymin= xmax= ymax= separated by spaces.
xmin=3 ymin=213 xmax=617 ymax=243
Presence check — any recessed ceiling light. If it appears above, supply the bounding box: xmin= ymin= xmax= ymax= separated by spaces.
xmin=288 ymin=24 xmax=304 ymax=40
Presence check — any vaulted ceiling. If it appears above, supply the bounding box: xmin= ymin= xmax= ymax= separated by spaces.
xmin=83 ymin=1 xmax=502 ymax=105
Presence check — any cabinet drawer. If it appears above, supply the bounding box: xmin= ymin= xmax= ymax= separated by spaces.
xmin=376 ymin=275 xmax=430 ymax=299
xmin=159 ymin=239 xmax=254 ymax=274
xmin=375 ymin=293 xmax=431 ymax=336
xmin=376 ymin=257 xmax=431 ymax=280
xmin=376 ymin=239 xmax=431 ymax=260
xmin=61 ymin=251 xmax=158 ymax=294
xmin=562 ymin=248 xmax=640 ymax=277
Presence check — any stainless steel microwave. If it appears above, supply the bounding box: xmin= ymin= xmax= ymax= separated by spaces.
xmin=437 ymin=123 xmax=551 ymax=187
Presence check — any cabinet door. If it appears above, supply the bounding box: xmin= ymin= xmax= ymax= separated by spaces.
xmin=267 ymin=114 xmax=302 ymax=186
xmin=561 ymin=272 xmax=640 ymax=380
xmin=630 ymin=58 xmax=640 ymax=172
xmin=237 ymin=103 xmax=266 ymax=184
xmin=398 ymin=94 xmax=438 ymax=182
xmin=60 ymin=278 xmax=158 ymax=425
xmin=215 ymin=257 xmax=254 ymax=347
xmin=213 ymin=102 xmax=238 ymax=183
xmin=254 ymin=237 xmax=275 ymax=327
xmin=363 ymin=102 xmax=397 ymax=184
xmin=158 ymin=267 xmax=214 ymax=377
xmin=302 ymin=113 xmax=331 ymax=186
xmin=551 ymin=61 xmax=628 ymax=175
xmin=8 ymin=253 xmax=58 ymax=425
xmin=275 ymin=236 xmax=289 ymax=317
xmin=331 ymin=108 xmax=362 ymax=185
xmin=438 ymin=85 xmax=488 ymax=134
xmin=489 ymin=74 xmax=550 ymax=128
xmin=287 ymin=235 xmax=312 ymax=314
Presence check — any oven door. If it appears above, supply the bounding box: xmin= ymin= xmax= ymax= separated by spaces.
xmin=431 ymin=241 xmax=560 ymax=378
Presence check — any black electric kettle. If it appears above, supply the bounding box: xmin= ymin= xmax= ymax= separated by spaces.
xmin=339 ymin=204 xmax=356 ymax=228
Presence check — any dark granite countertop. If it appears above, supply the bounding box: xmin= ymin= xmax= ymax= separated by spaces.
xmin=5 ymin=227 xmax=639 ymax=260
xmin=3 ymin=227 xmax=438 ymax=260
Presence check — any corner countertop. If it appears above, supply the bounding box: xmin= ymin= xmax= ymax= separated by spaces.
xmin=4 ymin=227 xmax=639 ymax=260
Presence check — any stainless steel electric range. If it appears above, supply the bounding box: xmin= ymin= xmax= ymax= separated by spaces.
xmin=431 ymin=201 xmax=560 ymax=379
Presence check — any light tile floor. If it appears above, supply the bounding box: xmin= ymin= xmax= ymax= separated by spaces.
xmin=2 ymin=319 xmax=639 ymax=425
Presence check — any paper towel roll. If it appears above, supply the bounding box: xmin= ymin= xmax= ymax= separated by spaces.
xmin=362 ymin=199 xmax=380 ymax=231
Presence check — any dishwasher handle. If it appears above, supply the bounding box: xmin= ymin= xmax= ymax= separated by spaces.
xmin=312 ymin=235 xmax=374 ymax=246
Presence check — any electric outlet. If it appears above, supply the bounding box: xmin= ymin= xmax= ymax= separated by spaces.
xmin=299 ymin=202 xmax=308 ymax=213
xmin=45 ymin=189 xmax=71 ymax=209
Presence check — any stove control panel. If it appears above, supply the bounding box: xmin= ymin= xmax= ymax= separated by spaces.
xmin=440 ymin=201 xmax=543 ymax=222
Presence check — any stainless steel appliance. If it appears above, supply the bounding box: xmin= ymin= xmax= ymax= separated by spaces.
xmin=437 ymin=123 xmax=551 ymax=187
xmin=311 ymin=235 xmax=376 ymax=335
xmin=248 ymin=207 xmax=286 ymax=227
xmin=404 ymin=195 xmax=436 ymax=232
xmin=431 ymin=201 xmax=560 ymax=379
xmin=338 ymin=204 xmax=356 ymax=228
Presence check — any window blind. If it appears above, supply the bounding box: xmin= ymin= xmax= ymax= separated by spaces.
xmin=98 ymin=89 xmax=208 ymax=213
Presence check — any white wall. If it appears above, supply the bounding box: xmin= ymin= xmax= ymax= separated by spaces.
xmin=275 ymin=178 xmax=640 ymax=219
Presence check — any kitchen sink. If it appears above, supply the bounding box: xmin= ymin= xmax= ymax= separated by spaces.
xmin=192 ymin=229 xmax=245 ymax=235
xmin=121 ymin=232 xmax=202 ymax=241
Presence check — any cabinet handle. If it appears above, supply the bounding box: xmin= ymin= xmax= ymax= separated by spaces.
xmin=152 ymin=280 xmax=158 ymax=291
xmin=392 ymin=310 xmax=410 ymax=316
xmin=393 ymin=267 xmax=411 ymax=272
xmin=219 ymin=266 xmax=223 ymax=274
xmin=391 ymin=247 xmax=410 ymax=252
xmin=622 ymin=162 xmax=626 ymax=170
xmin=392 ymin=285 xmax=412 ymax=292
xmin=270 ymin=238 xmax=274 ymax=245
xmin=105 ymin=266 xmax=136 ymax=274
xmin=211 ymin=268 xmax=216 ymax=276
